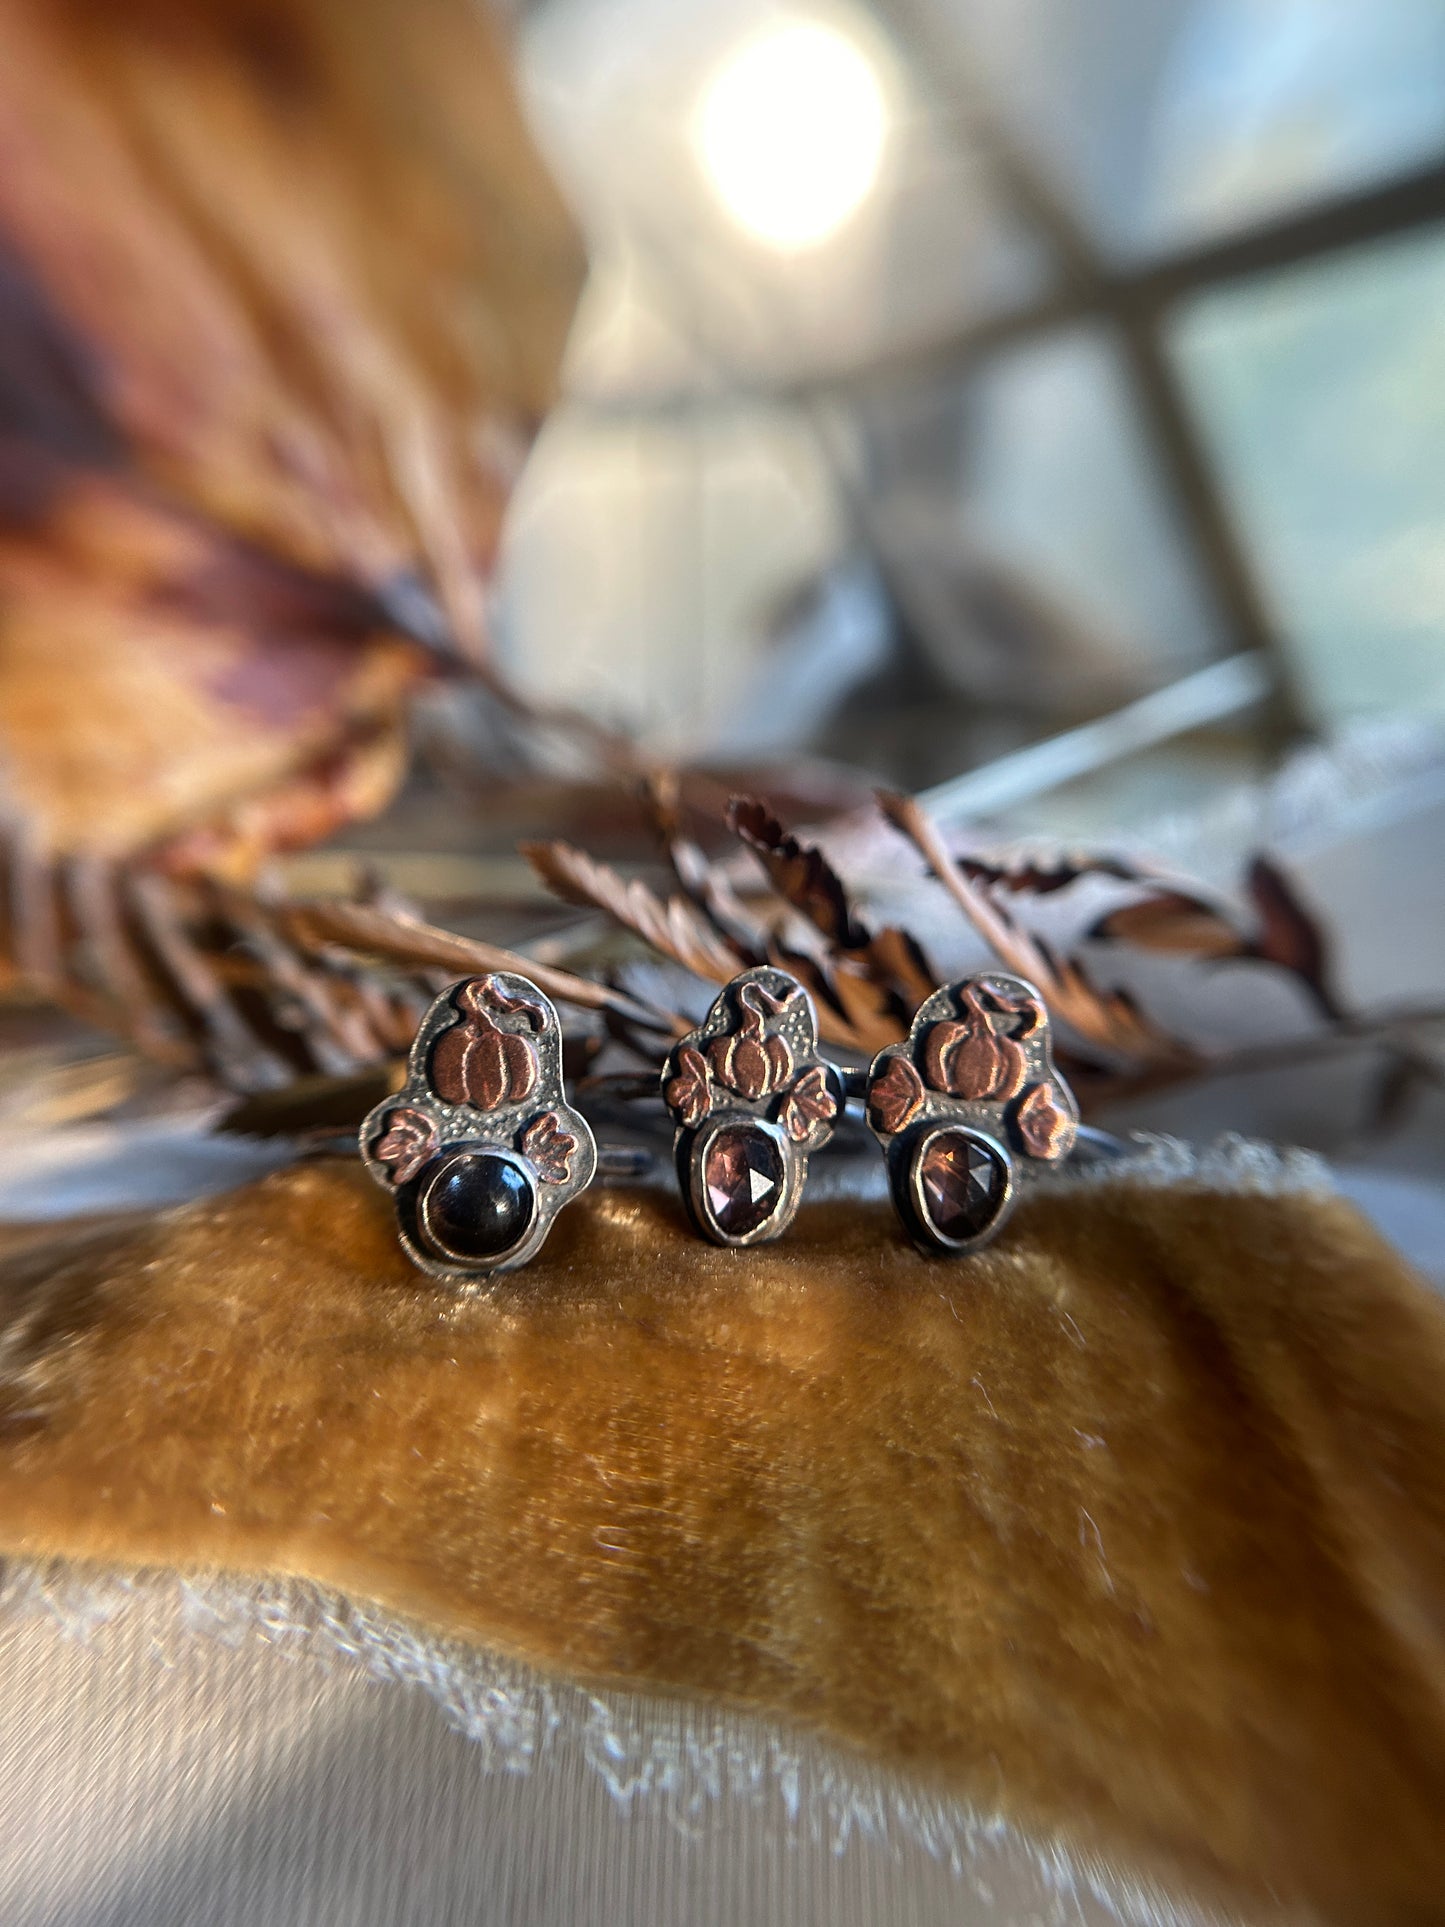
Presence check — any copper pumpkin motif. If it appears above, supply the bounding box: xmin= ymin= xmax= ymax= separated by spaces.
xmin=708 ymin=984 xmax=795 ymax=1101
xmin=663 ymin=969 xmax=839 ymax=1251
xmin=867 ymin=971 xmax=1078 ymax=1256
xmin=363 ymin=972 xmax=596 ymax=1282
xmin=430 ymin=977 xmax=543 ymax=1111
xmin=922 ymin=985 xmax=1029 ymax=1102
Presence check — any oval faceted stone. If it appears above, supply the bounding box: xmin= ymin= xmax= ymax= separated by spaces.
xmin=917 ymin=1129 xmax=1006 ymax=1244
xmin=704 ymin=1122 xmax=786 ymax=1240
xmin=418 ymin=1151 xmax=535 ymax=1264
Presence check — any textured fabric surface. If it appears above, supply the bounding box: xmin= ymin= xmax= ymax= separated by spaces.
xmin=0 ymin=1567 xmax=1176 ymax=1927
xmin=1 ymin=1143 xmax=1444 ymax=1920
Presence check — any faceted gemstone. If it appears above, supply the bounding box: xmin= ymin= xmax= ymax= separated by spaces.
xmin=917 ymin=1130 xmax=1006 ymax=1244
xmin=418 ymin=1151 xmax=534 ymax=1264
xmin=704 ymin=1123 xmax=785 ymax=1239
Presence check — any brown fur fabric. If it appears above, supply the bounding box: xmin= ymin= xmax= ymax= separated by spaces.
xmin=1 ymin=1161 xmax=1444 ymax=1922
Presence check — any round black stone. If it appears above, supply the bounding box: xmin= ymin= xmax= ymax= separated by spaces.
xmin=417 ymin=1151 xmax=535 ymax=1264
xmin=914 ymin=1128 xmax=1007 ymax=1245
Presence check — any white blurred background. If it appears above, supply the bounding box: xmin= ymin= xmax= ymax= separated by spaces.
xmin=491 ymin=0 xmax=1445 ymax=815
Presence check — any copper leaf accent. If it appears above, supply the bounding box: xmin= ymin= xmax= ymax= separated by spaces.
xmin=522 ymin=1110 xmax=577 ymax=1185
xmin=779 ymin=1064 xmax=838 ymax=1144
xmin=664 ymin=1046 xmax=712 ymax=1128
xmin=1015 ymin=1082 xmax=1072 ymax=1161
xmin=373 ymin=1106 xmax=438 ymax=1185
xmin=868 ymin=1054 xmax=924 ymax=1136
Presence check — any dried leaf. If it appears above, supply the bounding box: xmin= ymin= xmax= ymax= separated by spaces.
xmin=127 ymin=870 xmax=295 ymax=1090
xmin=728 ymin=795 xmax=935 ymax=1020
xmin=879 ymin=791 xmax=1193 ymax=1069
xmin=0 ymin=0 xmax=580 ymax=586
xmin=0 ymin=0 xmax=585 ymax=876
xmin=958 ymin=850 xmax=1162 ymax=897
xmin=523 ymin=840 xmax=746 ymax=992
xmin=643 ymin=773 xmax=774 ymax=957
xmin=279 ymin=896 xmax=678 ymax=1035
xmin=1091 ymin=892 xmax=1246 ymax=959
xmin=729 ymin=797 xmax=868 ymax=950
xmin=525 ymin=838 xmax=899 ymax=1056
xmin=822 ymin=966 xmax=909 ymax=1056
xmin=219 ymin=1065 xmax=401 ymax=1139
xmin=1 ymin=808 xmax=690 ymax=1101
xmin=1246 ymin=857 xmax=1343 ymax=1020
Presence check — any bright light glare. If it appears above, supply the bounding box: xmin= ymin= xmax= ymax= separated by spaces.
xmin=697 ymin=20 xmax=888 ymax=250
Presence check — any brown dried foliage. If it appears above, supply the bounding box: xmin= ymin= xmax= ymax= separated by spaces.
xmin=525 ymin=783 xmax=1379 ymax=1119
xmin=2 ymin=768 xmax=1428 ymax=1140
xmin=879 ymin=791 xmax=1193 ymax=1069
xmin=524 ymin=833 xmax=903 ymax=1057
xmin=0 ymin=0 xmax=583 ymax=878
xmin=0 ymin=830 xmax=678 ymax=1127
xmin=1244 ymin=856 xmax=1343 ymax=1020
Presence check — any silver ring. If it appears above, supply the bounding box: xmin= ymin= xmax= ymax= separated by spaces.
xmin=866 ymin=971 xmax=1081 ymax=1255
xmin=361 ymin=973 xmax=597 ymax=1282
xmin=661 ymin=967 xmax=843 ymax=1247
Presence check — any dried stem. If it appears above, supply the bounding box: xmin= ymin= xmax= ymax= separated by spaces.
xmin=278 ymin=898 xmax=682 ymax=1036
xmin=878 ymin=791 xmax=1192 ymax=1066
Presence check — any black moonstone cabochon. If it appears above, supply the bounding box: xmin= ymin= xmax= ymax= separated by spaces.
xmin=416 ymin=1151 xmax=536 ymax=1266
xmin=914 ymin=1128 xmax=1008 ymax=1245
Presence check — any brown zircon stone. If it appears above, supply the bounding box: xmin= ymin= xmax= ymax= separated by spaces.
xmin=918 ymin=1130 xmax=1006 ymax=1244
xmin=704 ymin=1123 xmax=785 ymax=1239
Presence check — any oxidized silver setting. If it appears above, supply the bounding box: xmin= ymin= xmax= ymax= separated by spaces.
xmin=867 ymin=972 xmax=1078 ymax=1255
xmin=361 ymin=973 xmax=597 ymax=1282
xmin=661 ymin=966 xmax=843 ymax=1247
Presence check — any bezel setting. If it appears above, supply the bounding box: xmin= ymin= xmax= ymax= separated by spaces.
xmin=683 ymin=1111 xmax=798 ymax=1248
xmin=414 ymin=1147 xmax=539 ymax=1268
xmin=905 ymin=1122 xmax=1016 ymax=1255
